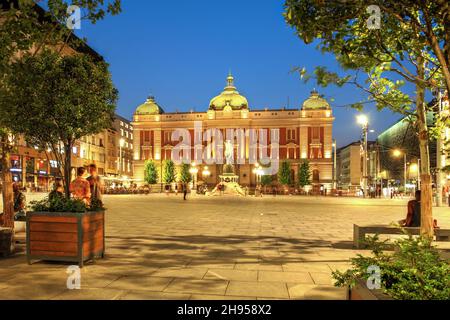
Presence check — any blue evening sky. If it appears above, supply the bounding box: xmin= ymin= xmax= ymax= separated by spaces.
xmin=75 ymin=0 xmax=405 ymax=147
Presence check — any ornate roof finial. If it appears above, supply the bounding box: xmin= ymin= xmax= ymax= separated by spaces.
xmin=227 ymin=71 xmax=234 ymax=87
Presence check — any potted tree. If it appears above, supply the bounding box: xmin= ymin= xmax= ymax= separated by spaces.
xmin=298 ymin=161 xmax=311 ymax=195
xmin=333 ymin=234 xmax=450 ymax=300
xmin=163 ymin=160 xmax=176 ymax=193
xmin=0 ymin=0 xmax=121 ymax=256
xmin=278 ymin=161 xmax=292 ymax=195
xmin=3 ymin=49 xmax=117 ymax=265
xmin=144 ymin=160 xmax=159 ymax=193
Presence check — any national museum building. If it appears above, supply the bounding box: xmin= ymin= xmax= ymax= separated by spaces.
xmin=132 ymin=74 xmax=335 ymax=190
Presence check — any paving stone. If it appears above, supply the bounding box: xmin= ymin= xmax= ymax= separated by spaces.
xmin=119 ymin=290 xmax=191 ymax=300
xmin=107 ymin=276 xmax=173 ymax=291
xmin=52 ymin=288 xmax=125 ymax=300
xmin=151 ymin=268 xmax=208 ymax=280
xmin=309 ymin=272 xmax=334 ymax=286
xmin=0 ymin=194 xmax=448 ymax=300
xmin=204 ymin=269 xmax=257 ymax=281
xmin=258 ymin=271 xmax=313 ymax=284
xmin=164 ymin=279 xmax=229 ymax=295
xmin=226 ymin=281 xmax=289 ymax=299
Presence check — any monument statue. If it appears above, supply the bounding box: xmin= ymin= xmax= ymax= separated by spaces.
xmin=224 ymin=140 xmax=233 ymax=165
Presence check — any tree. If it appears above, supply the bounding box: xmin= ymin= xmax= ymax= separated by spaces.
xmin=144 ymin=160 xmax=158 ymax=185
xmin=278 ymin=161 xmax=292 ymax=186
xmin=261 ymin=175 xmax=273 ymax=187
xmin=284 ymin=0 xmax=446 ymax=237
xmin=0 ymin=129 xmax=15 ymax=228
xmin=178 ymin=163 xmax=192 ymax=183
xmin=4 ymin=49 xmax=117 ymax=198
xmin=162 ymin=160 xmax=176 ymax=184
xmin=0 ymin=0 xmax=121 ymax=229
xmin=298 ymin=161 xmax=311 ymax=188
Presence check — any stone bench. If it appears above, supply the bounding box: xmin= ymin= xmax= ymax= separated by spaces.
xmin=353 ymin=224 xmax=450 ymax=249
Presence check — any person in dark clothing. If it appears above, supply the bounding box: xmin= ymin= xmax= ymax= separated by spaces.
xmin=13 ymin=183 xmax=26 ymax=221
xmin=49 ymin=179 xmax=65 ymax=202
xmin=401 ymin=190 xmax=421 ymax=227
xmin=182 ymin=183 xmax=188 ymax=200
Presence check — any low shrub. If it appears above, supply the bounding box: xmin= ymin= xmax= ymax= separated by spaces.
xmin=30 ymin=196 xmax=104 ymax=213
xmin=333 ymin=234 xmax=450 ymax=300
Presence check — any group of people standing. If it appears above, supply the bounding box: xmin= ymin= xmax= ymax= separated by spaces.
xmin=11 ymin=164 xmax=103 ymax=221
xmin=69 ymin=164 xmax=104 ymax=206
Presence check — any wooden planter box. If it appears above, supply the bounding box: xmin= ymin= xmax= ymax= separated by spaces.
xmin=26 ymin=211 xmax=105 ymax=268
xmin=347 ymin=279 xmax=393 ymax=300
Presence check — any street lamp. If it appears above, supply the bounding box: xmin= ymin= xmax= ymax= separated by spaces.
xmin=357 ymin=114 xmax=369 ymax=197
xmin=189 ymin=162 xmax=198 ymax=190
xmin=253 ymin=163 xmax=262 ymax=187
xmin=119 ymin=138 xmax=125 ymax=177
xmin=392 ymin=149 xmax=407 ymax=192
xmin=202 ymin=166 xmax=210 ymax=179
xmin=332 ymin=139 xmax=337 ymax=190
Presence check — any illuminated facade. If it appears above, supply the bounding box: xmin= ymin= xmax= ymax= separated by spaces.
xmin=132 ymin=74 xmax=335 ymax=189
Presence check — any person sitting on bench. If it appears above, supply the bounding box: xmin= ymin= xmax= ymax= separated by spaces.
xmin=400 ymin=190 xmax=439 ymax=228
xmin=400 ymin=190 xmax=421 ymax=227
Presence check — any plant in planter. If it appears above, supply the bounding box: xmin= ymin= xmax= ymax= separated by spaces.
xmin=333 ymin=234 xmax=450 ymax=300
xmin=26 ymin=197 xmax=106 ymax=268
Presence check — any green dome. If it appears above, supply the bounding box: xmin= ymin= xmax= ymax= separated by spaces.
xmin=209 ymin=73 xmax=249 ymax=111
xmin=135 ymin=96 xmax=165 ymax=115
xmin=302 ymin=90 xmax=330 ymax=110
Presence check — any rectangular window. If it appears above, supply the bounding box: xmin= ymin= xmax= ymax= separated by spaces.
xmin=312 ymin=127 xmax=320 ymax=140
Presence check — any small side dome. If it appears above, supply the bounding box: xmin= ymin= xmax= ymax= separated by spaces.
xmin=302 ymin=90 xmax=330 ymax=110
xmin=135 ymin=96 xmax=165 ymax=115
xmin=209 ymin=73 xmax=249 ymax=111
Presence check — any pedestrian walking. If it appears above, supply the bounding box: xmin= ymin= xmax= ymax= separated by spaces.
xmin=183 ymin=183 xmax=188 ymax=200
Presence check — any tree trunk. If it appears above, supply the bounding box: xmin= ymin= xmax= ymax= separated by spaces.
xmin=416 ymin=57 xmax=434 ymax=238
xmin=1 ymin=143 xmax=14 ymax=229
xmin=63 ymin=142 xmax=73 ymax=198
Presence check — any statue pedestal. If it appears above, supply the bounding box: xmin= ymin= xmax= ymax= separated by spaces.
xmin=219 ymin=174 xmax=239 ymax=184
xmin=216 ymin=174 xmax=245 ymax=196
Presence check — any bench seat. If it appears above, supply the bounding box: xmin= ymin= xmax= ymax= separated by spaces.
xmin=353 ymin=224 xmax=450 ymax=249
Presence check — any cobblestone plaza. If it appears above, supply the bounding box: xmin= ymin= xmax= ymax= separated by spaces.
xmin=1 ymin=194 xmax=449 ymax=300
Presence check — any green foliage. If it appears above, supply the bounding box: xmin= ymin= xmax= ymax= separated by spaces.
xmin=3 ymin=50 xmax=117 ymax=196
xmin=30 ymin=197 xmax=87 ymax=213
xmin=178 ymin=163 xmax=192 ymax=183
xmin=278 ymin=161 xmax=292 ymax=186
xmin=297 ymin=161 xmax=311 ymax=188
xmin=144 ymin=160 xmax=158 ymax=185
xmin=163 ymin=160 xmax=176 ymax=184
xmin=333 ymin=234 xmax=450 ymax=300
xmin=284 ymin=0 xmax=449 ymax=121
xmin=260 ymin=175 xmax=273 ymax=186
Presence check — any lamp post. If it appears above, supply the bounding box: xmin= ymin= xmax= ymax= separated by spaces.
xmin=202 ymin=166 xmax=210 ymax=182
xmin=435 ymin=88 xmax=444 ymax=207
xmin=418 ymin=158 xmax=421 ymax=189
xmin=119 ymin=138 xmax=125 ymax=178
xmin=357 ymin=115 xmax=369 ymax=197
xmin=332 ymin=139 xmax=337 ymax=190
xmin=189 ymin=162 xmax=198 ymax=191
xmin=393 ymin=149 xmax=407 ymax=193
xmin=253 ymin=163 xmax=264 ymax=196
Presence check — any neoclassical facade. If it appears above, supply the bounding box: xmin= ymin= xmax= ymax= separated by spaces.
xmin=132 ymin=74 xmax=335 ymax=190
